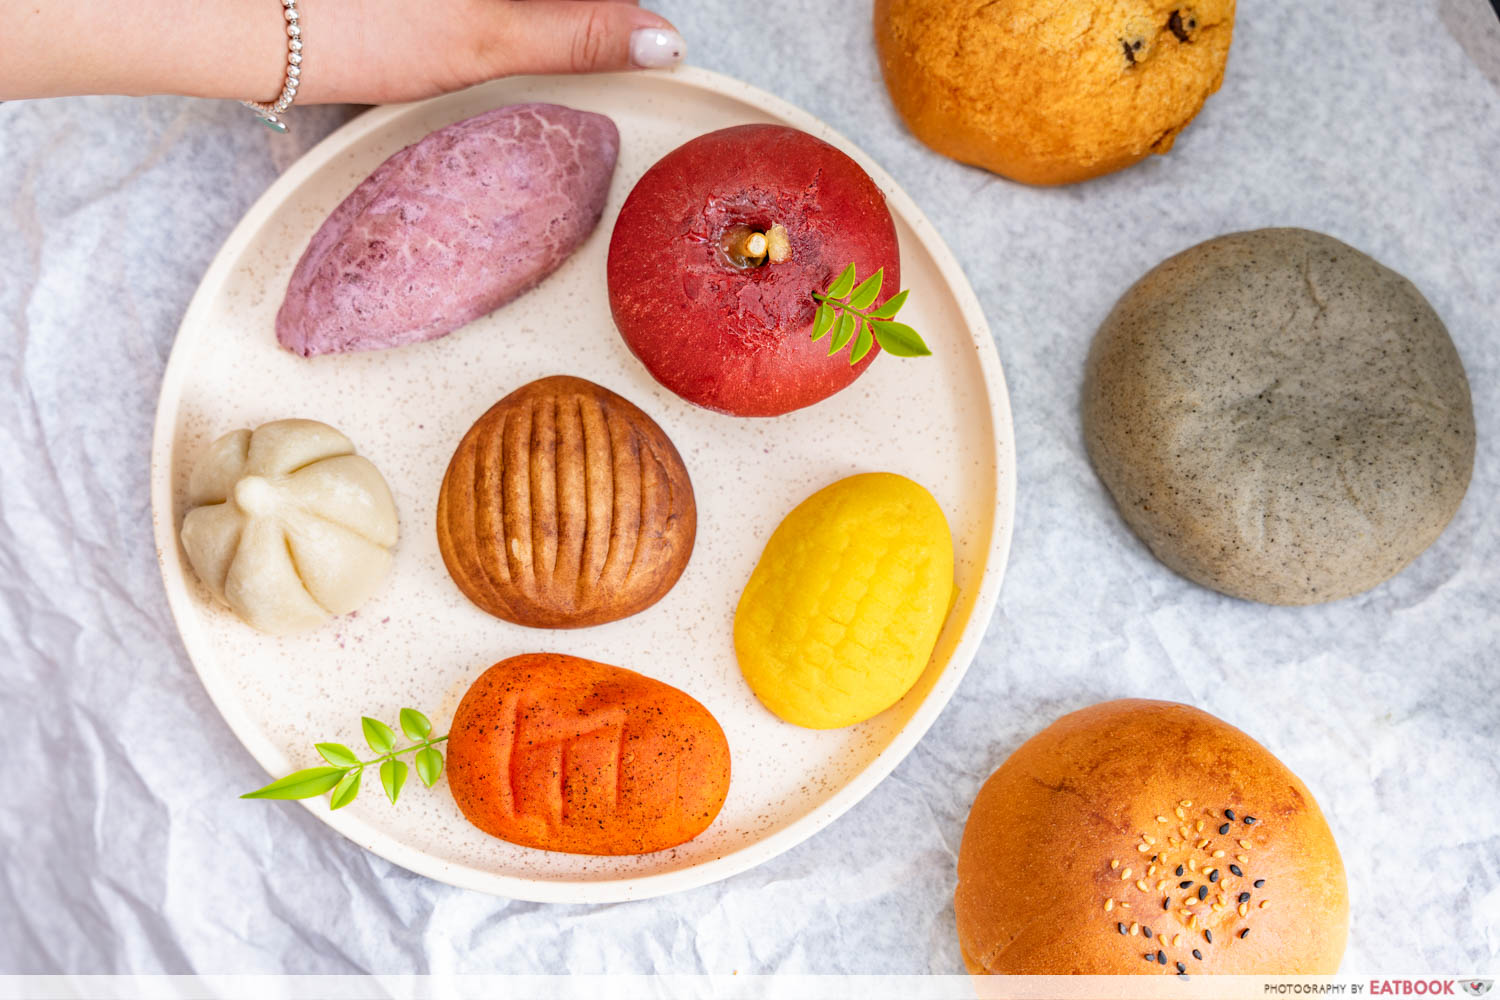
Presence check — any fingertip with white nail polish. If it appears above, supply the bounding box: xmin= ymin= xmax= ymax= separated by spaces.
xmin=630 ymin=28 xmax=686 ymax=69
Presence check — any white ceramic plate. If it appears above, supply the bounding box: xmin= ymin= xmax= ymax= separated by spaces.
xmin=150 ymin=67 xmax=1015 ymax=902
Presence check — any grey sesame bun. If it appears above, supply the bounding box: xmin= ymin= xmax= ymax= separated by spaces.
xmin=954 ymin=699 xmax=1348 ymax=975
xmin=1083 ymin=228 xmax=1475 ymax=605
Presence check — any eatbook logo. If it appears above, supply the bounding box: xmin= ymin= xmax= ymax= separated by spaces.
xmin=1461 ymin=981 xmax=1494 ymax=997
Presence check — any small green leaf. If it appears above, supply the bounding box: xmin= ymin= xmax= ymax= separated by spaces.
xmin=850 ymin=322 xmax=875 ymax=364
xmin=811 ymin=303 xmax=835 ymax=342
xmin=847 ymin=268 xmax=884 ymax=310
xmin=362 ymin=717 xmax=396 ymax=755
xmin=828 ymin=312 xmax=858 ymax=355
xmin=315 ymin=742 xmax=360 ymax=768
xmin=824 ymin=263 xmax=857 ymax=300
xmin=398 ymin=708 xmax=432 ymax=742
xmin=380 ymin=758 xmax=408 ymax=804
xmin=871 ymin=320 xmax=932 ymax=357
xmin=415 ymin=747 xmax=445 ymax=788
xmin=241 ymin=766 xmax=348 ymax=800
xmin=870 ymin=288 xmax=909 ymax=319
xmin=329 ymin=768 xmax=362 ymax=810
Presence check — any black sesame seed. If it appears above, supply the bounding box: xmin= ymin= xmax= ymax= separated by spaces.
xmin=1225 ymin=809 xmax=1236 ymax=821
xmin=1244 ymin=816 xmax=1257 ymax=825
xmin=1229 ymin=864 xmax=1243 ymax=877
xmin=1158 ymin=950 xmax=1167 ymax=964
xmin=1163 ymin=898 xmax=1171 ymax=910
xmin=1144 ymin=926 xmax=1153 ymax=939
xmin=1175 ymin=865 xmax=1184 ymax=876
xmin=1198 ymin=885 xmax=1207 ymax=900
xmin=1177 ymin=962 xmax=1187 ymax=973
xmin=1192 ymin=949 xmax=1203 ymax=960
xmin=1239 ymin=928 xmax=1250 ymax=939
xmin=1238 ymin=892 xmax=1251 ymax=903
xmin=1218 ymin=823 xmax=1230 ymax=835
xmin=1254 ymin=879 xmax=1265 ymax=888
xmin=1118 ymin=922 xmax=1128 ymax=935
xmin=1209 ymin=870 xmax=1219 ymax=883
xmin=1144 ymin=953 xmax=1156 ymax=963
xmin=1204 ymin=930 xmax=1213 ymax=944
xmin=1179 ymin=880 xmax=1193 ymax=888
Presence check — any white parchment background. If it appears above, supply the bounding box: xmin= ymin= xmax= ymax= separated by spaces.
xmin=1 ymin=0 xmax=1497 ymax=976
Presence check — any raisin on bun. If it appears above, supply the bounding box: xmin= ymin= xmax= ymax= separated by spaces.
xmin=955 ymin=699 xmax=1347 ymax=974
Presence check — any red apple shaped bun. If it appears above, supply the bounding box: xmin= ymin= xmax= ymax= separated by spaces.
xmin=607 ymin=125 xmax=901 ymax=417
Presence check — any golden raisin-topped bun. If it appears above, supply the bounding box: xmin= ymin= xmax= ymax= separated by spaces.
xmin=436 ymin=375 xmax=696 ymax=628
xmin=955 ymin=700 xmax=1347 ymax=975
xmin=875 ymin=0 xmax=1236 ymax=185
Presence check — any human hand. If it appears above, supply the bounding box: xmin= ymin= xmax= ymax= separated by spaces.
xmin=287 ymin=0 xmax=687 ymax=105
xmin=1 ymin=0 xmax=686 ymax=106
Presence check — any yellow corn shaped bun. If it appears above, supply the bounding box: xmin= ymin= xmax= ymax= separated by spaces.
xmin=734 ymin=473 xmax=954 ymax=729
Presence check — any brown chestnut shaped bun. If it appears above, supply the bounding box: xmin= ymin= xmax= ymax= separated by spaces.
xmin=437 ymin=375 xmax=696 ymax=628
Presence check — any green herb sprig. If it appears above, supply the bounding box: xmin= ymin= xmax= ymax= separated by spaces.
xmin=811 ymin=263 xmax=931 ymax=364
xmin=242 ymin=707 xmax=447 ymax=810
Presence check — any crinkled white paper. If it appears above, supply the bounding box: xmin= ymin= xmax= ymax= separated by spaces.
xmin=1 ymin=0 xmax=1497 ymax=976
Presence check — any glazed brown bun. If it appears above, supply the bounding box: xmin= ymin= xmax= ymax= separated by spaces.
xmin=955 ymin=700 xmax=1347 ymax=975
xmin=437 ymin=375 xmax=696 ymax=628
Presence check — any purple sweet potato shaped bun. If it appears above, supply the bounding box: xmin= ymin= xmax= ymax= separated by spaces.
xmin=276 ymin=104 xmax=619 ymax=357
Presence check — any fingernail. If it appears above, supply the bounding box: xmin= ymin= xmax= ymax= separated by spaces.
xmin=630 ymin=28 xmax=686 ymax=69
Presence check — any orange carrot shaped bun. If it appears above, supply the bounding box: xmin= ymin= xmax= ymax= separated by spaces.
xmin=446 ymin=653 xmax=731 ymax=856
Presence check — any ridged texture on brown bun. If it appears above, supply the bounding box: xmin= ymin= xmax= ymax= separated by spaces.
xmin=874 ymin=0 xmax=1235 ymax=185
xmin=436 ymin=375 xmax=696 ymax=628
xmin=955 ymin=699 xmax=1347 ymax=974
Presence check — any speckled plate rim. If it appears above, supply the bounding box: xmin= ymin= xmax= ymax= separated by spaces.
xmin=150 ymin=65 xmax=1016 ymax=903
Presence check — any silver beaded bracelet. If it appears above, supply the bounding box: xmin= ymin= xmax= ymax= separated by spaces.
xmin=241 ymin=0 xmax=303 ymax=133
